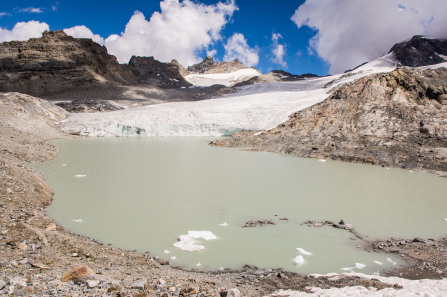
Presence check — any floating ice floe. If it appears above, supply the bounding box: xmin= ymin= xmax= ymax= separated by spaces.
xmin=296 ymin=248 xmax=312 ymax=256
xmin=173 ymin=231 xmax=217 ymax=252
xmin=293 ymin=255 xmax=305 ymax=265
xmin=341 ymin=267 xmax=354 ymax=271
xmin=170 ymin=256 xmax=176 ymax=261
xmin=75 ymin=174 xmax=86 ymax=178
xmin=62 ymin=163 xmax=67 ymax=167
xmin=317 ymin=159 xmax=326 ymax=163
xmin=196 ymin=262 xmax=201 ymax=267
xmin=373 ymin=260 xmax=383 ymax=265
xmin=443 ymin=218 xmax=447 ymax=222
xmin=72 ymin=219 xmax=83 ymax=223
xmin=219 ymin=222 xmax=228 ymax=227
xmin=387 ymin=257 xmax=397 ymax=265
xmin=355 ymin=263 xmax=366 ymax=269
xmin=164 ymin=249 xmax=170 ymax=254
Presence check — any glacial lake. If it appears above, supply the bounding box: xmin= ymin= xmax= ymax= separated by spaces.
xmin=33 ymin=137 xmax=447 ymax=274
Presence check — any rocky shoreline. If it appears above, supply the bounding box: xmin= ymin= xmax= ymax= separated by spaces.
xmin=2 ymin=92 xmax=447 ymax=296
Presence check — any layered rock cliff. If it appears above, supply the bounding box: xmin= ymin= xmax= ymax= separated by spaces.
xmin=213 ymin=67 xmax=447 ymax=175
xmin=0 ymin=31 xmax=137 ymax=96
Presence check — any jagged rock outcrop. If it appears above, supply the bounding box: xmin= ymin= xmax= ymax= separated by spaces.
xmin=390 ymin=35 xmax=447 ymax=67
xmin=128 ymin=56 xmax=191 ymax=89
xmin=187 ymin=56 xmax=252 ymax=74
xmin=0 ymin=31 xmax=137 ymax=96
xmin=55 ymin=98 xmax=123 ymax=113
xmin=212 ymin=67 xmax=447 ymax=175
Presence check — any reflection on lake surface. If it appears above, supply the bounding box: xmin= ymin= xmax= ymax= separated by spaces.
xmin=33 ymin=137 xmax=447 ymax=274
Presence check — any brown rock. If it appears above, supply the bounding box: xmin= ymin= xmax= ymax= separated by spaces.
xmin=61 ymin=265 xmax=94 ymax=282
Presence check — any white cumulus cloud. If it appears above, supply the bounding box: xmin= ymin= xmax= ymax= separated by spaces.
xmin=64 ymin=26 xmax=105 ymax=45
xmin=105 ymin=0 xmax=237 ymax=65
xmin=272 ymin=33 xmax=287 ymax=68
xmin=292 ymin=0 xmax=447 ymax=74
xmin=0 ymin=21 xmax=49 ymax=42
xmin=223 ymin=33 xmax=259 ymax=66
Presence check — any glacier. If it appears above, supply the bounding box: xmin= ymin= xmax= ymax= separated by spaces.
xmin=60 ymin=54 xmax=398 ymax=137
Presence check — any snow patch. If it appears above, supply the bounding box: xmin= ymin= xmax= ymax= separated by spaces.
xmin=355 ymin=262 xmax=366 ymax=269
xmin=219 ymin=222 xmax=228 ymax=227
xmin=373 ymin=260 xmax=383 ymax=265
xmin=72 ymin=219 xmax=83 ymax=223
xmin=75 ymin=175 xmax=86 ymax=178
xmin=267 ymin=272 xmax=447 ymax=297
xmin=185 ymin=68 xmax=260 ymax=87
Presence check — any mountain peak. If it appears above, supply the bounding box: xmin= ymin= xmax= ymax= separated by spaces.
xmin=389 ymin=35 xmax=447 ymax=67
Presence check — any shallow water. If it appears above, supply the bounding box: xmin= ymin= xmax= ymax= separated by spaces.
xmin=33 ymin=137 xmax=447 ymax=274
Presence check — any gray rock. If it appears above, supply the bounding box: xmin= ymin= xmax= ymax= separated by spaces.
xmin=87 ymin=280 xmax=100 ymax=288
xmin=131 ymin=281 xmax=146 ymax=291
xmin=220 ymin=288 xmax=241 ymax=297
xmin=0 ymin=280 xmax=6 ymax=290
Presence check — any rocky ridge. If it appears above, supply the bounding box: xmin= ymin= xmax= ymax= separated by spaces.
xmin=212 ymin=67 xmax=447 ymax=176
xmin=0 ymin=31 xmax=137 ymax=97
xmin=0 ymin=31 xmax=238 ymax=105
xmin=187 ymin=56 xmax=250 ymax=75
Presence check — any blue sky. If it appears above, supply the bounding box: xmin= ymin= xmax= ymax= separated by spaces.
xmin=1 ymin=1 xmax=446 ymax=75
xmin=0 ymin=0 xmax=329 ymax=75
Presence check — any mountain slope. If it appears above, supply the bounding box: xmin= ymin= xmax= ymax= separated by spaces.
xmin=213 ymin=66 xmax=447 ymax=175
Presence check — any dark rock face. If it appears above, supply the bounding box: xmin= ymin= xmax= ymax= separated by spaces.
xmin=128 ymin=56 xmax=191 ymax=89
xmin=270 ymin=70 xmax=318 ymax=81
xmin=0 ymin=31 xmax=138 ymax=96
xmin=390 ymin=35 xmax=447 ymax=67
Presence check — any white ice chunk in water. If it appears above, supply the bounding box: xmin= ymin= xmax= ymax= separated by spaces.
xmin=75 ymin=175 xmax=86 ymax=178
xmin=296 ymin=248 xmax=312 ymax=256
xmin=173 ymin=231 xmax=217 ymax=252
xmin=196 ymin=262 xmax=201 ymax=267
xmin=341 ymin=267 xmax=354 ymax=271
xmin=72 ymin=219 xmax=83 ymax=223
xmin=170 ymin=256 xmax=176 ymax=260
xmin=164 ymin=250 xmax=170 ymax=254
xmin=317 ymin=159 xmax=326 ymax=162
xmin=293 ymin=255 xmax=304 ymax=265
xmin=374 ymin=260 xmax=383 ymax=265
xmin=62 ymin=163 xmax=67 ymax=167
xmin=387 ymin=257 xmax=397 ymax=265
xmin=443 ymin=218 xmax=447 ymax=222
xmin=219 ymin=222 xmax=228 ymax=227
xmin=355 ymin=263 xmax=366 ymax=269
